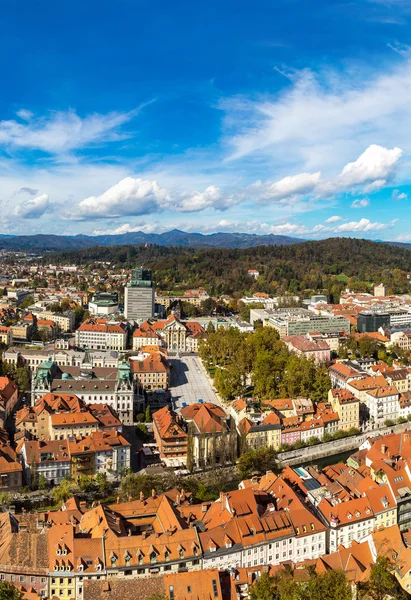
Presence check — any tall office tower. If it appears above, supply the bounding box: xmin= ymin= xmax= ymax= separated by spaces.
xmin=124 ymin=267 xmax=155 ymax=322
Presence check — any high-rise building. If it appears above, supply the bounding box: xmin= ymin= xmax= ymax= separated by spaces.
xmin=124 ymin=267 xmax=155 ymax=322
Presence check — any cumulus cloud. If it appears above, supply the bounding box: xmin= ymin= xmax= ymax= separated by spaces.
xmin=0 ymin=107 xmax=143 ymax=154
xmin=334 ymin=218 xmax=395 ymax=232
xmin=325 ymin=215 xmax=342 ymax=223
xmin=338 ymin=144 xmax=402 ymax=187
xmin=14 ymin=193 xmax=49 ymax=219
xmin=351 ymin=198 xmax=370 ymax=209
xmin=173 ymin=185 xmax=237 ymax=212
xmin=68 ymin=177 xmax=170 ymax=220
xmin=69 ymin=176 xmax=241 ymax=220
xmin=250 ymin=171 xmax=321 ymax=203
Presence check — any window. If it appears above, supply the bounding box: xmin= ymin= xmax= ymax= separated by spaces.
xmin=169 ymin=586 xmax=174 ymax=600
xmin=212 ymin=580 xmax=218 ymax=598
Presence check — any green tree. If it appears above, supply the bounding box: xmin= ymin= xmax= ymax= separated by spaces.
xmin=238 ymin=448 xmax=277 ymax=480
xmin=249 ymin=571 xmax=278 ymax=600
xmin=359 ymin=555 xmax=407 ymax=600
xmin=78 ymin=474 xmax=94 ymax=492
xmin=0 ymin=581 xmax=24 ymax=600
xmin=51 ymin=478 xmax=78 ymax=506
xmin=38 ymin=474 xmax=48 ymax=491
xmin=303 ymin=570 xmax=351 ymax=600
xmin=145 ymin=405 xmax=152 ymax=423
xmin=19 ymin=296 xmax=34 ymax=310
xmin=0 ymin=492 xmax=12 ymax=506
xmin=95 ymin=472 xmax=112 ymax=494
xmin=214 ymin=366 xmax=242 ymax=401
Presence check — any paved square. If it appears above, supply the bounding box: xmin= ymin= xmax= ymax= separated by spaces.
xmin=169 ymin=356 xmax=222 ymax=411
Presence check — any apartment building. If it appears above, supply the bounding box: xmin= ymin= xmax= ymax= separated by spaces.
xmin=328 ymin=388 xmax=360 ymax=431
xmin=365 ymin=385 xmax=399 ymax=424
xmin=40 ymin=310 xmax=75 ymax=332
xmin=0 ymin=326 xmax=12 ymax=346
xmin=153 ymin=406 xmax=188 ymax=464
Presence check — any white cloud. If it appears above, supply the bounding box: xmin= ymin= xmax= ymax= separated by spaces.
xmin=351 ymin=198 xmax=370 ymax=208
xmin=68 ymin=177 xmax=170 ymax=221
xmin=0 ymin=108 xmax=142 ymax=154
xmin=392 ymin=189 xmax=408 ymax=200
xmin=92 ymin=221 xmax=169 ymax=235
xmin=251 ymin=171 xmax=321 ymax=203
xmin=174 ymin=185 xmax=237 ymax=212
xmin=220 ymin=59 xmax=411 ymax=181
xmin=16 ymin=109 xmax=33 ymax=121
xmin=335 ymin=218 xmax=395 ymax=232
xmin=325 ymin=215 xmax=342 ymax=223
xmin=14 ymin=193 xmax=49 ymax=219
xmin=69 ymin=176 xmax=242 ymax=220
xmin=338 ymin=144 xmax=402 ymax=187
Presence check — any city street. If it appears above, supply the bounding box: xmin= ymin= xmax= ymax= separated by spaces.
xmin=169 ymin=355 xmax=222 ymax=411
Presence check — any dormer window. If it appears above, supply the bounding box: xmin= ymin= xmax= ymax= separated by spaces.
xmin=125 ymin=556 xmax=130 ymax=566
xmin=56 ymin=549 xmax=61 ymax=555
xmin=179 ymin=549 xmax=184 ymax=559
xmin=150 ymin=551 xmax=158 ymax=564
xmin=96 ymin=564 xmax=101 ymax=572
xmin=54 ymin=565 xmax=59 ymax=571
xmin=62 ymin=549 xmax=67 ymax=556
xmin=111 ymin=557 xmax=116 ymax=567
xmin=164 ymin=550 xmax=170 ymax=562
xmin=138 ymin=554 xmax=143 ymax=565
xmin=78 ymin=565 xmax=84 ymax=572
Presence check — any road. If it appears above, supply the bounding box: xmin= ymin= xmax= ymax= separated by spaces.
xmin=169 ymin=355 xmax=222 ymax=411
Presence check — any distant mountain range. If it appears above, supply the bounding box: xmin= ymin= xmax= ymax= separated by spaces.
xmin=0 ymin=229 xmax=409 ymax=252
xmin=0 ymin=230 xmax=306 ymax=251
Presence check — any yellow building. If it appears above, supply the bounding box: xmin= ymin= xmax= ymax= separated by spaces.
xmin=329 ymin=388 xmax=360 ymax=431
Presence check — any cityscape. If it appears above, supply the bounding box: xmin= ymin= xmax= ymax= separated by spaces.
xmin=3 ymin=0 xmax=411 ymax=599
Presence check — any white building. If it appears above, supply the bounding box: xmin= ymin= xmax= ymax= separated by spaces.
xmin=75 ymin=320 xmax=127 ymax=351
xmin=365 ymin=385 xmax=400 ymax=424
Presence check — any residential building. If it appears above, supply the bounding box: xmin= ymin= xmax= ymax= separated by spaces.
xmin=365 ymin=386 xmax=399 ymax=424
xmin=153 ymin=406 xmax=188 ymax=465
xmin=0 ymin=444 xmax=23 ymax=491
xmin=328 ymin=389 xmax=360 ymax=431
xmin=0 ymin=377 xmax=18 ymax=425
xmin=19 ymin=439 xmax=71 ymax=486
xmin=0 ymin=326 xmax=12 ymax=346
xmin=40 ymin=311 xmax=75 ymax=332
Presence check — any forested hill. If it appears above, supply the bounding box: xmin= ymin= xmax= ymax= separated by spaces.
xmin=46 ymin=237 xmax=411 ymax=296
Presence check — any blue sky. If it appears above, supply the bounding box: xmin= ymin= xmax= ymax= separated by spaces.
xmin=1 ymin=0 xmax=411 ymax=240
